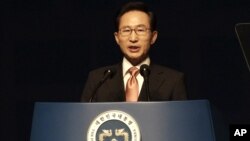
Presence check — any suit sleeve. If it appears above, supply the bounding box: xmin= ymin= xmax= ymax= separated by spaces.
xmin=81 ymin=72 xmax=95 ymax=102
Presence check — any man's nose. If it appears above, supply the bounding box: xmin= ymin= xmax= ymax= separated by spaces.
xmin=129 ymin=30 xmax=138 ymax=42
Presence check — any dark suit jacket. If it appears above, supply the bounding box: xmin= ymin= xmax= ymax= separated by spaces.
xmin=81 ymin=63 xmax=187 ymax=102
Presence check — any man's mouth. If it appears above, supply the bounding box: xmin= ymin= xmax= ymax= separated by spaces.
xmin=128 ymin=46 xmax=140 ymax=52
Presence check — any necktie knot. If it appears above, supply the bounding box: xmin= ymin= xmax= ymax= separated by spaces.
xmin=128 ymin=67 xmax=139 ymax=77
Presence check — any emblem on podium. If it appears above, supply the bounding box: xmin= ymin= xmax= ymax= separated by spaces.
xmin=87 ymin=110 xmax=141 ymax=141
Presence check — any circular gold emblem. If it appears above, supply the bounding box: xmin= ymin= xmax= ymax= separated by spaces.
xmin=87 ymin=110 xmax=141 ymax=141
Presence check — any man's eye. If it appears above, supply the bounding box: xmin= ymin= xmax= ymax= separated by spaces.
xmin=137 ymin=29 xmax=145 ymax=31
xmin=137 ymin=29 xmax=145 ymax=32
xmin=122 ymin=29 xmax=131 ymax=32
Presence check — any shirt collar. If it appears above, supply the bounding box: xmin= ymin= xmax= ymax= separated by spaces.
xmin=122 ymin=57 xmax=150 ymax=77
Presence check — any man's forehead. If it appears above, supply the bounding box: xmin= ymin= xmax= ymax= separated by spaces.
xmin=119 ymin=11 xmax=150 ymax=27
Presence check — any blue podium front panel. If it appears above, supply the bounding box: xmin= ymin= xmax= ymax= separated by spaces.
xmin=30 ymin=100 xmax=215 ymax=141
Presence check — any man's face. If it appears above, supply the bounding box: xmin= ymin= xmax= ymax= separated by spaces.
xmin=114 ymin=10 xmax=158 ymax=65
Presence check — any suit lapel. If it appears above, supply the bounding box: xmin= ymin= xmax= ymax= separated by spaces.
xmin=138 ymin=64 xmax=165 ymax=101
xmin=105 ymin=63 xmax=126 ymax=101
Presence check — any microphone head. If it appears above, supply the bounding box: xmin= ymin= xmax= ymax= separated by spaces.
xmin=140 ymin=64 xmax=150 ymax=77
xmin=104 ymin=67 xmax=116 ymax=78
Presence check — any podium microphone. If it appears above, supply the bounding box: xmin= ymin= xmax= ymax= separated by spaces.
xmin=89 ymin=68 xmax=116 ymax=102
xmin=140 ymin=64 xmax=151 ymax=101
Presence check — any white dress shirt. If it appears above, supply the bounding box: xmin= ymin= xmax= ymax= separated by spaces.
xmin=122 ymin=57 xmax=150 ymax=95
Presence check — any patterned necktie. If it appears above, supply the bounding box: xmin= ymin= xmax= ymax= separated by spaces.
xmin=126 ymin=67 xmax=139 ymax=102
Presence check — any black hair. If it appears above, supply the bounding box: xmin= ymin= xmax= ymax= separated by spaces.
xmin=114 ymin=1 xmax=157 ymax=31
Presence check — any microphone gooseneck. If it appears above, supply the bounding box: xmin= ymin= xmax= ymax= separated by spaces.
xmin=140 ymin=64 xmax=151 ymax=101
xmin=89 ymin=68 xmax=116 ymax=102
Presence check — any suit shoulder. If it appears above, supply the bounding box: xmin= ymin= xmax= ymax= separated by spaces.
xmin=89 ymin=64 xmax=120 ymax=75
xmin=151 ymin=64 xmax=184 ymax=76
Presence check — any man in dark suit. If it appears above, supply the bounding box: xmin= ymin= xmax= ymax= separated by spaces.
xmin=81 ymin=1 xmax=187 ymax=102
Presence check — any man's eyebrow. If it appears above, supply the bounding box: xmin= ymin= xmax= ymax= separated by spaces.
xmin=120 ymin=24 xmax=147 ymax=28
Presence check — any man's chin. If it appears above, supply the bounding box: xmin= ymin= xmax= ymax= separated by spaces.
xmin=126 ymin=56 xmax=145 ymax=66
xmin=127 ymin=56 xmax=140 ymax=61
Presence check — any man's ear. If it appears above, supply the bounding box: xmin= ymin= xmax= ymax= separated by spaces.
xmin=114 ymin=32 xmax=120 ymax=45
xmin=150 ymin=31 xmax=158 ymax=45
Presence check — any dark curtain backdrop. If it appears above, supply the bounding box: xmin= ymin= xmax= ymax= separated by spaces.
xmin=1 ymin=0 xmax=250 ymax=141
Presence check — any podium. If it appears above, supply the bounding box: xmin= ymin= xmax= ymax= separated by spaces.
xmin=30 ymin=100 xmax=228 ymax=141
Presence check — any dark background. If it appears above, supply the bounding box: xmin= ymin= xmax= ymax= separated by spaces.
xmin=1 ymin=0 xmax=250 ymax=141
